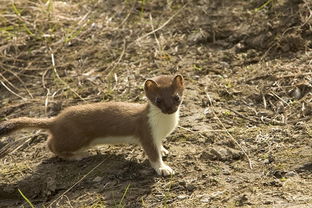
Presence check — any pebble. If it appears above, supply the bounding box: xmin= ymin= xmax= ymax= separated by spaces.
xmin=179 ymin=181 xmax=186 ymax=186
xmin=200 ymin=191 xmax=224 ymax=203
xmin=93 ymin=176 xmax=103 ymax=182
xmin=177 ymin=195 xmax=188 ymax=200
xmin=285 ymin=171 xmax=297 ymax=177
xmin=200 ymin=196 xmax=210 ymax=203
xmin=186 ymin=184 xmax=196 ymax=192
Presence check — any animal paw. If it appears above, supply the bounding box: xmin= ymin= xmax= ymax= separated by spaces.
xmin=152 ymin=161 xmax=175 ymax=176
xmin=160 ymin=146 xmax=169 ymax=157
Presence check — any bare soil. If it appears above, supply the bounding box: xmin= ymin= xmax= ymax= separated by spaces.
xmin=0 ymin=0 xmax=312 ymax=207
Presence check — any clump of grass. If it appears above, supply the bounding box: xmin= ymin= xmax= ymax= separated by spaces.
xmin=162 ymin=179 xmax=174 ymax=208
xmin=87 ymin=198 xmax=106 ymax=208
xmin=139 ymin=0 xmax=147 ymax=18
xmin=0 ymin=162 xmax=30 ymax=176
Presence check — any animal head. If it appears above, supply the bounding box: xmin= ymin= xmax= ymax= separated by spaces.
xmin=144 ymin=74 xmax=184 ymax=114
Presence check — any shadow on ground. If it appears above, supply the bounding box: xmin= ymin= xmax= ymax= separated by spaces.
xmin=0 ymin=153 xmax=156 ymax=207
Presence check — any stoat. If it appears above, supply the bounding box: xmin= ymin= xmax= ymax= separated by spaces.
xmin=0 ymin=75 xmax=184 ymax=176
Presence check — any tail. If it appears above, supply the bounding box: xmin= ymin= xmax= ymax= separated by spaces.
xmin=0 ymin=117 xmax=53 ymax=136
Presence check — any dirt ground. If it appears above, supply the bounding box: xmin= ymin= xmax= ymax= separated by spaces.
xmin=0 ymin=0 xmax=312 ymax=207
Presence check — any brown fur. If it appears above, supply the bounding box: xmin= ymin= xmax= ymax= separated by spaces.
xmin=0 ymin=74 xmax=184 ymax=175
xmin=0 ymin=117 xmax=52 ymax=135
xmin=46 ymin=102 xmax=153 ymax=158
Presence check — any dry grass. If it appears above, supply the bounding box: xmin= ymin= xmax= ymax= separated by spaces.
xmin=0 ymin=0 xmax=188 ymax=113
xmin=0 ymin=0 xmax=312 ymax=207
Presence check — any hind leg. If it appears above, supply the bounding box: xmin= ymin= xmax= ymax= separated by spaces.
xmin=47 ymin=135 xmax=57 ymax=155
xmin=47 ymin=135 xmax=91 ymax=161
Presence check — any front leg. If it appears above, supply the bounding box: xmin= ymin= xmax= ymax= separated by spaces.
xmin=160 ymin=145 xmax=169 ymax=157
xmin=150 ymin=158 xmax=175 ymax=176
xmin=140 ymin=139 xmax=175 ymax=176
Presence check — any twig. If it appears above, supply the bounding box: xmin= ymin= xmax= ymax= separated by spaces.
xmin=0 ymin=131 xmax=42 ymax=158
xmin=269 ymin=91 xmax=289 ymax=106
xmin=48 ymin=158 xmax=107 ymax=208
xmin=255 ymin=0 xmax=273 ymax=12
xmin=0 ymin=81 xmax=26 ymax=100
xmin=41 ymin=69 xmax=49 ymax=89
xmin=10 ymin=138 xmax=32 ymax=155
xmin=178 ymin=126 xmax=207 ymax=140
xmin=105 ymin=39 xmax=127 ymax=77
xmin=255 ymin=115 xmax=286 ymax=125
xmin=262 ymin=94 xmax=267 ymax=109
xmin=0 ymin=73 xmax=21 ymax=93
xmin=120 ymin=1 xmax=136 ymax=26
xmin=205 ymin=92 xmax=253 ymax=169
xmin=50 ymin=52 xmax=85 ymax=101
xmin=136 ymin=4 xmax=187 ymax=42
xmin=225 ymin=108 xmax=260 ymax=124
xmin=178 ymin=125 xmax=227 ymax=134
xmin=149 ymin=13 xmax=162 ymax=52
xmin=0 ymin=68 xmax=33 ymax=98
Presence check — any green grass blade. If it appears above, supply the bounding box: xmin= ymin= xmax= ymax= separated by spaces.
xmin=118 ymin=183 xmax=131 ymax=207
xmin=22 ymin=24 xmax=34 ymax=35
xmin=11 ymin=3 xmax=33 ymax=36
xmin=18 ymin=189 xmax=35 ymax=208
xmin=255 ymin=0 xmax=273 ymax=12
xmin=11 ymin=3 xmax=21 ymax=16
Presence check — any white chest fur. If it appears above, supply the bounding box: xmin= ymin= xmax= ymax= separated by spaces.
xmin=147 ymin=103 xmax=179 ymax=146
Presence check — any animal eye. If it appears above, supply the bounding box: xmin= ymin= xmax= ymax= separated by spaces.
xmin=155 ymin=97 xmax=162 ymax=104
xmin=173 ymin=95 xmax=180 ymax=102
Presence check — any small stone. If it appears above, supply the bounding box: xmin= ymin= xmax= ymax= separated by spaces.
xmin=200 ymin=146 xmax=243 ymax=161
xmin=210 ymin=191 xmax=223 ymax=198
xmin=93 ymin=176 xmax=103 ymax=182
xmin=200 ymin=197 xmax=210 ymax=203
xmin=46 ymin=176 xmax=57 ymax=192
xmin=186 ymin=184 xmax=196 ymax=192
xmin=220 ymin=61 xmax=230 ymax=69
xmin=179 ymin=181 xmax=186 ymax=186
xmin=285 ymin=171 xmax=297 ymax=177
xmin=236 ymin=194 xmax=249 ymax=206
xmin=177 ymin=195 xmax=188 ymax=200
xmin=199 ymin=192 xmax=223 ymax=203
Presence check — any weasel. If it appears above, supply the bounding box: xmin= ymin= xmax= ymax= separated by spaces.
xmin=0 ymin=74 xmax=184 ymax=176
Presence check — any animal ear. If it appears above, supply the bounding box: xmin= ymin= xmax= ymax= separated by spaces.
xmin=172 ymin=74 xmax=184 ymax=88
xmin=144 ymin=79 xmax=158 ymax=92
